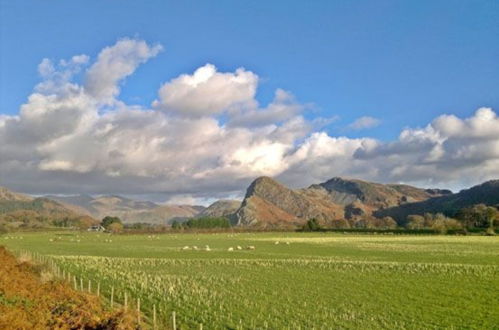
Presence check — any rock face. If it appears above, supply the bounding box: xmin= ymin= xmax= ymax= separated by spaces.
xmin=199 ymin=200 xmax=241 ymax=218
xmin=375 ymin=180 xmax=499 ymax=224
xmin=234 ymin=177 xmax=343 ymax=227
xmin=234 ymin=176 xmax=450 ymax=227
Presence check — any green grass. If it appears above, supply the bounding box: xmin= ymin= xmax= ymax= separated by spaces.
xmin=2 ymin=232 xmax=498 ymax=329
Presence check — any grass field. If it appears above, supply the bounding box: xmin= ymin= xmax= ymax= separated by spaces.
xmin=2 ymin=232 xmax=499 ymax=329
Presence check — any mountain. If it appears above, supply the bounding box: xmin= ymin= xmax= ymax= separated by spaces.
xmin=234 ymin=176 xmax=450 ymax=227
xmin=234 ymin=177 xmax=343 ymax=227
xmin=0 ymin=187 xmax=94 ymax=228
xmin=198 ymin=200 xmax=241 ymax=218
xmin=375 ymin=180 xmax=499 ymax=224
xmin=47 ymin=194 xmax=205 ymax=224
xmin=120 ymin=204 xmax=204 ymax=225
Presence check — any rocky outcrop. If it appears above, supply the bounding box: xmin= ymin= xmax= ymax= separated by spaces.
xmin=234 ymin=177 xmax=343 ymax=227
xmin=234 ymin=176 xmax=451 ymax=227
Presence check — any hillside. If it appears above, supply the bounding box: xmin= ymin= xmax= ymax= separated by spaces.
xmin=48 ymin=194 xmax=204 ymax=224
xmin=199 ymin=200 xmax=241 ymax=218
xmin=234 ymin=177 xmax=344 ymax=227
xmin=0 ymin=247 xmax=135 ymax=328
xmin=0 ymin=187 xmax=95 ymax=229
xmin=375 ymin=180 xmax=499 ymax=224
xmin=234 ymin=177 xmax=450 ymax=227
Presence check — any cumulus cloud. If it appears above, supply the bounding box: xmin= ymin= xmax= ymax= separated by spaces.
xmin=347 ymin=116 xmax=381 ymax=130
xmin=85 ymin=38 xmax=162 ymax=104
xmin=1 ymin=38 xmax=498 ymax=200
xmin=154 ymin=63 xmax=258 ymax=116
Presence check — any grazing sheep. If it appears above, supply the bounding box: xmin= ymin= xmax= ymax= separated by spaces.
xmin=228 ymin=247 xmax=234 ymax=251
xmin=274 ymin=241 xmax=280 ymax=245
xmin=205 ymin=246 xmax=211 ymax=251
xmin=192 ymin=246 xmax=199 ymax=250
xmin=236 ymin=246 xmax=242 ymax=250
xmin=247 ymin=246 xmax=255 ymax=250
xmin=182 ymin=246 xmax=190 ymax=250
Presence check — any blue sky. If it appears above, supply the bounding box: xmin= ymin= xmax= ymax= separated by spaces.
xmin=2 ymin=0 xmax=498 ymax=141
xmin=1 ymin=1 xmax=498 ymax=199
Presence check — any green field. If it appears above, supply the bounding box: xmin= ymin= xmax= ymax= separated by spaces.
xmin=2 ymin=232 xmax=499 ymax=329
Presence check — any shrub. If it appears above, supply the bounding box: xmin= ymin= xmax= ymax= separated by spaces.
xmin=303 ymin=218 xmax=321 ymax=231
xmin=101 ymin=216 xmax=122 ymax=229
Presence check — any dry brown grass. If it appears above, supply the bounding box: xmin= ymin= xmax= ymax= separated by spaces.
xmin=0 ymin=246 xmax=138 ymax=329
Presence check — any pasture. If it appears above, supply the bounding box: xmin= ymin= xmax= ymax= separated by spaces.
xmin=2 ymin=232 xmax=498 ymax=329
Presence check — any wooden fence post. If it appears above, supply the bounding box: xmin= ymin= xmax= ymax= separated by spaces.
xmin=110 ymin=286 xmax=114 ymax=308
xmin=137 ymin=298 xmax=141 ymax=325
xmin=153 ymin=304 xmax=157 ymax=330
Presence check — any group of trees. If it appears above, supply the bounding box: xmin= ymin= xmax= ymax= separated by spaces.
xmin=455 ymin=204 xmax=498 ymax=229
xmin=171 ymin=216 xmax=231 ymax=230
xmin=304 ymin=216 xmax=398 ymax=231
xmin=303 ymin=204 xmax=499 ymax=234
xmin=405 ymin=213 xmax=462 ymax=233
xmin=100 ymin=216 xmax=124 ymax=233
xmin=405 ymin=204 xmax=498 ymax=234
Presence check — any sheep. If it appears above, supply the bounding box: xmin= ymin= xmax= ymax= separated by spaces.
xmin=182 ymin=246 xmax=190 ymax=250
xmin=236 ymin=246 xmax=242 ymax=250
xmin=247 ymin=246 xmax=255 ymax=250
xmin=228 ymin=247 xmax=234 ymax=251
xmin=192 ymin=246 xmax=199 ymax=250
xmin=274 ymin=241 xmax=280 ymax=245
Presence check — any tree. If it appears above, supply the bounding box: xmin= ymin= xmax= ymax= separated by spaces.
xmin=171 ymin=220 xmax=183 ymax=230
xmin=107 ymin=222 xmax=123 ymax=233
xmin=456 ymin=204 xmax=499 ymax=229
xmin=406 ymin=215 xmax=425 ymax=229
xmin=381 ymin=216 xmax=397 ymax=229
xmin=76 ymin=216 xmax=99 ymax=230
xmin=101 ymin=216 xmax=122 ymax=229
xmin=303 ymin=218 xmax=321 ymax=231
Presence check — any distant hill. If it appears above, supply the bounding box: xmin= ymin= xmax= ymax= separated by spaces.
xmin=47 ymin=194 xmax=205 ymax=225
xmin=0 ymin=187 xmax=33 ymax=202
xmin=375 ymin=180 xmax=499 ymax=224
xmin=234 ymin=176 xmax=451 ymax=227
xmin=198 ymin=200 xmax=241 ymax=219
xmin=0 ymin=187 xmax=94 ymax=229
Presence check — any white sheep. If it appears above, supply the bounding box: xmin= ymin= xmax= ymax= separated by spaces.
xmin=247 ymin=246 xmax=255 ymax=250
xmin=182 ymin=246 xmax=190 ymax=250
xmin=236 ymin=246 xmax=242 ymax=250
xmin=228 ymin=247 xmax=234 ymax=251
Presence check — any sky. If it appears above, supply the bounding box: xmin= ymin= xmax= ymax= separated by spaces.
xmin=0 ymin=0 xmax=498 ymax=204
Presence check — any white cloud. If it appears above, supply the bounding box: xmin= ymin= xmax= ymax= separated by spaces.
xmin=154 ymin=63 xmax=258 ymax=116
xmin=347 ymin=116 xmax=381 ymax=130
xmin=1 ymin=38 xmax=498 ymax=200
xmin=227 ymin=89 xmax=305 ymax=127
xmin=85 ymin=38 xmax=162 ymax=104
